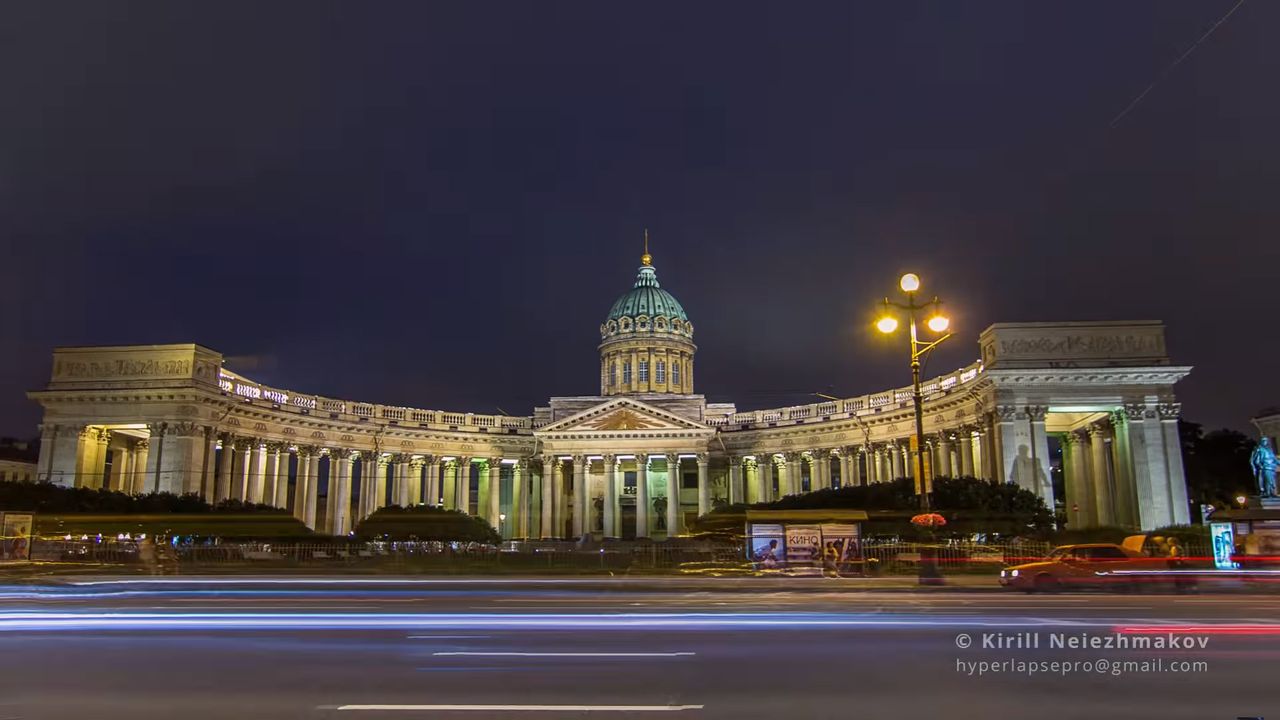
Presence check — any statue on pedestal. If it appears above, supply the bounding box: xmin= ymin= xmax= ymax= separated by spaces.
xmin=1250 ymin=437 xmax=1278 ymax=498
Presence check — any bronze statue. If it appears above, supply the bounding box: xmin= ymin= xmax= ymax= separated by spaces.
xmin=1250 ymin=437 xmax=1278 ymax=498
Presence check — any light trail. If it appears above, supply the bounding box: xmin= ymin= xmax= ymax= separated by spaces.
xmin=1 ymin=611 xmax=1273 ymax=632
xmin=334 ymin=704 xmax=704 ymax=712
xmin=431 ymin=651 xmax=696 ymax=657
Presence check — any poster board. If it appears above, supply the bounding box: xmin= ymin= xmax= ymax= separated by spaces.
xmin=0 ymin=513 xmax=34 ymax=562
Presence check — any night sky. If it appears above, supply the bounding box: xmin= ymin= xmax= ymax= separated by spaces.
xmin=3 ymin=2 xmax=1276 ymax=439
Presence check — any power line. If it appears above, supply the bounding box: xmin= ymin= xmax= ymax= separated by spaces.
xmin=1110 ymin=0 xmax=1247 ymax=128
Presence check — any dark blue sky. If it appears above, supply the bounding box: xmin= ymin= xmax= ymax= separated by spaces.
xmin=2 ymin=1 xmax=1276 ymax=437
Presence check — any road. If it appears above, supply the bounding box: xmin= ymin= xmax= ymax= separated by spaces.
xmin=0 ymin=576 xmax=1276 ymax=719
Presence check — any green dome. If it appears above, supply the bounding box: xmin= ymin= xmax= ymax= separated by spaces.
xmin=607 ymin=265 xmax=689 ymax=322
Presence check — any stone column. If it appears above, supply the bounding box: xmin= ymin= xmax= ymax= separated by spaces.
xmin=665 ymin=453 xmax=681 ymax=537
xmin=201 ymin=427 xmax=218 ymax=499
xmin=758 ymin=454 xmax=774 ymax=503
xmin=408 ymin=457 xmax=423 ymax=506
xmin=781 ymin=452 xmax=801 ymax=495
xmin=1159 ymin=403 xmax=1191 ymax=525
xmin=572 ymin=455 xmax=587 ymax=538
xmin=82 ymin=428 xmax=109 ymax=489
xmin=131 ymin=439 xmax=150 ymax=494
xmin=1063 ymin=432 xmax=1094 ymax=528
xmin=375 ymin=454 xmax=390 ymax=511
xmin=293 ymin=447 xmax=313 ymax=521
xmin=959 ymin=432 xmax=975 ymax=477
xmin=425 ymin=456 xmax=441 ymax=506
xmin=357 ymin=453 xmax=373 ymax=517
xmin=441 ymin=459 xmax=457 ymax=509
xmin=695 ymin=453 xmax=710 ymax=515
xmin=277 ymin=447 xmax=293 ymax=509
xmin=937 ymin=434 xmax=953 ymax=478
xmin=303 ymin=448 xmax=321 ymax=529
xmin=1027 ymin=406 xmax=1055 ymax=508
xmin=1088 ymin=424 xmax=1114 ymax=526
xmin=888 ymin=442 xmax=903 ymax=479
xmin=540 ymin=456 xmax=556 ymax=539
xmin=604 ymin=454 xmax=619 ymax=536
xmin=512 ymin=460 xmax=527 ymax=538
xmin=215 ymin=434 xmax=235 ymax=503
xmin=636 ymin=454 xmax=650 ymax=538
xmin=338 ymin=449 xmax=357 ymax=535
xmin=727 ymin=456 xmax=742 ymax=504
xmin=391 ymin=454 xmax=407 ymax=507
xmin=247 ymin=440 xmax=268 ymax=504
xmin=488 ymin=457 xmax=503 ymax=527
xmin=109 ymin=444 xmax=130 ymax=492
xmin=234 ymin=438 xmax=252 ymax=501
xmin=35 ymin=424 xmax=56 ymax=484
xmin=43 ymin=424 xmax=84 ymax=488
xmin=409 ymin=456 xmax=426 ymax=508
xmin=553 ymin=458 xmax=568 ymax=537
xmin=261 ymin=442 xmax=281 ymax=507
xmin=457 ymin=457 xmax=472 ymax=515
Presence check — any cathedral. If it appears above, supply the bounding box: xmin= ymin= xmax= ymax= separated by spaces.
xmin=27 ymin=247 xmax=1193 ymax=536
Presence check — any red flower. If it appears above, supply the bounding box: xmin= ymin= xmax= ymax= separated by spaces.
xmin=910 ymin=512 xmax=947 ymax=528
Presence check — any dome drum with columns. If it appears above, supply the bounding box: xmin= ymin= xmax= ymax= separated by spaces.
xmin=598 ymin=237 xmax=696 ymax=397
xmin=25 ymin=238 xmax=1195 ymax=539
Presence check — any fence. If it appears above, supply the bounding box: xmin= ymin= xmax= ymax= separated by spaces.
xmin=21 ymin=537 xmax=1215 ymax=575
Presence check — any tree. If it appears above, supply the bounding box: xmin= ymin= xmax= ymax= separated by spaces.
xmin=1180 ymin=420 xmax=1254 ymax=508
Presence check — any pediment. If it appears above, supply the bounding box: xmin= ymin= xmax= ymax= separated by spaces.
xmin=537 ymin=398 xmax=710 ymax=435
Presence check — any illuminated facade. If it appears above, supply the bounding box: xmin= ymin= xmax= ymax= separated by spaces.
xmin=26 ymin=250 xmax=1193 ymax=535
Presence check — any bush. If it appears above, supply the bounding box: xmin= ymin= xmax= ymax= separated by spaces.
xmin=0 ymin=480 xmax=285 ymax=515
xmin=355 ymin=505 xmax=500 ymax=544
xmin=687 ymin=476 xmax=1056 ymax=537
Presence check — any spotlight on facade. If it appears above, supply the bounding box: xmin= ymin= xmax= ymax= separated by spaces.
xmin=899 ymin=273 xmax=921 ymax=293
xmin=927 ymin=315 xmax=950 ymax=333
xmin=876 ymin=316 xmax=899 ymax=334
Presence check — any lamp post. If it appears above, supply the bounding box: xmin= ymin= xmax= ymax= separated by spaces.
xmin=875 ymin=273 xmax=952 ymax=511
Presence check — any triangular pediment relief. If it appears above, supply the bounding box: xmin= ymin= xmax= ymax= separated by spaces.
xmin=537 ymin=398 xmax=710 ymax=435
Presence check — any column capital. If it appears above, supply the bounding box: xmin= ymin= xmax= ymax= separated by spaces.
xmin=603 ymin=453 xmax=618 ymax=465
xmin=409 ymin=455 xmax=426 ymax=469
xmin=487 ymin=456 xmax=503 ymax=469
xmin=421 ymin=454 xmax=437 ymax=465
xmin=135 ymin=438 xmax=150 ymax=451
xmin=1157 ymin=402 xmax=1181 ymax=420
xmin=665 ymin=452 xmax=680 ymax=465
xmin=571 ymin=454 xmax=586 ymax=465
xmin=1087 ymin=422 xmax=1111 ymax=439
xmin=695 ymin=452 xmax=709 ymax=464
xmin=147 ymin=422 xmax=167 ymax=436
xmin=377 ymin=454 xmax=391 ymax=467
xmin=265 ymin=440 xmax=286 ymax=453
xmin=994 ymin=405 xmax=1019 ymax=422
xmin=392 ymin=452 xmax=412 ymax=463
xmin=297 ymin=444 xmax=319 ymax=457
xmin=1025 ymin=405 xmax=1048 ymax=422
xmin=1122 ymin=402 xmax=1152 ymax=421
xmin=782 ymin=450 xmax=803 ymax=463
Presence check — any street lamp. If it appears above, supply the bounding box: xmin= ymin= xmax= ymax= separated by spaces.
xmin=875 ymin=273 xmax=952 ymax=511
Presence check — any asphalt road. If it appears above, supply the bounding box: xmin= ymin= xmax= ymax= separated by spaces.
xmin=0 ymin=577 xmax=1277 ymax=720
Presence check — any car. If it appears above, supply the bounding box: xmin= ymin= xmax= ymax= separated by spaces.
xmin=999 ymin=543 xmax=1174 ymax=593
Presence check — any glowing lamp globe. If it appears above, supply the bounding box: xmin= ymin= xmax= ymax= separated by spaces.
xmin=899 ymin=273 xmax=921 ymax=292
xmin=927 ymin=315 xmax=950 ymax=333
xmin=876 ymin=316 xmax=899 ymax=334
